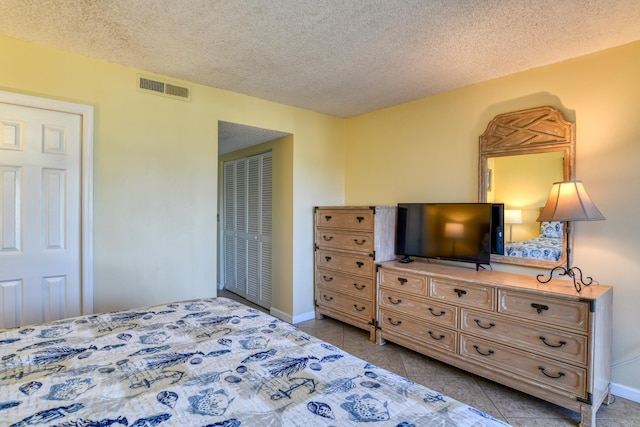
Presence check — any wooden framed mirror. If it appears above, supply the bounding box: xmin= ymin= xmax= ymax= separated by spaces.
xmin=478 ymin=106 xmax=575 ymax=268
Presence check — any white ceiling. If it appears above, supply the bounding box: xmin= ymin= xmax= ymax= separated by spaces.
xmin=2 ymin=0 xmax=640 ymax=151
xmin=218 ymin=121 xmax=289 ymax=155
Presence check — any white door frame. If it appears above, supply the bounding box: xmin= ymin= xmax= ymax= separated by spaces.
xmin=0 ymin=90 xmax=94 ymax=315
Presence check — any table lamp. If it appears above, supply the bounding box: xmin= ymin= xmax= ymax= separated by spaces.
xmin=535 ymin=180 xmax=605 ymax=292
xmin=504 ymin=209 xmax=522 ymax=243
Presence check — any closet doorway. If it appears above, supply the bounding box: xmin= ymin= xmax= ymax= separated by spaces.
xmin=222 ymin=151 xmax=272 ymax=308
xmin=218 ymin=121 xmax=289 ymax=310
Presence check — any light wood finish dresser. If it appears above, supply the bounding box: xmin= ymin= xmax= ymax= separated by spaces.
xmin=314 ymin=206 xmax=396 ymax=341
xmin=376 ymin=260 xmax=612 ymax=427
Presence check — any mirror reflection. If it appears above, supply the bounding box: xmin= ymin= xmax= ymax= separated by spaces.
xmin=487 ymin=152 xmax=564 ymax=262
xmin=478 ymin=106 xmax=575 ymax=268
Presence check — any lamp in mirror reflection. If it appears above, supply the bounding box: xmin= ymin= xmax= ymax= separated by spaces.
xmin=504 ymin=209 xmax=522 ymax=243
xmin=445 ymin=222 xmax=464 ymax=256
xmin=536 ymin=180 xmax=605 ymax=292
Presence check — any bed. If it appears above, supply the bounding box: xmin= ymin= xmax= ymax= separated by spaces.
xmin=504 ymin=221 xmax=563 ymax=261
xmin=0 ymin=297 xmax=509 ymax=426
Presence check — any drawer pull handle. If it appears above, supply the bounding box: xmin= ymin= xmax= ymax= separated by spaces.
xmin=322 ymin=295 xmax=333 ymax=302
xmin=428 ymin=331 xmax=445 ymax=341
xmin=540 ymin=336 xmax=567 ymax=348
xmin=354 ymin=239 xmax=366 ymax=245
xmin=428 ymin=308 xmax=446 ymax=317
xmin=397 ymin=277 xmax=408 ymax=285
xmin=324 ymin=256 xmax=332 ymax=262
xmin=387 ymin=296 xmax=402 ymax=305
xmin=353 ymin=305 xmax=365 ymax=312
xmin=538 ymin=366 xmax=565 ymax=379
xmin=353 ymin=283 xmax=366 ymax=290
xmin=388 ymin=318 xmax=402 ymax=326
xmin=474 ymin=319 xmax=495 ymax=330
xmin=473 ymin=345 xmax=494 ymax=357
xmin=454 ymin=288 xmax=467 ymax=298
xmin=322 ymin=275 xmax=333 ymax=282
xmin=356 ymin=216 xmax=365 ymax=223
xmin=322 ymin=235 xmax=333 ymax=241
xmin=356 ymin=261 xmax=364 ymax=268
xmin=324 ymin=215 xmax=332 ymax=221
xmin=531 ymin=303 xmax=549 ymax=314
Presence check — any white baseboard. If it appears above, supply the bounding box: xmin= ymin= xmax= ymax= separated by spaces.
xmin=612 ymin=382 xmax=640 ymax=403
xmin=292 ymin=310 xmax=316 ymax=324
xmin=269 ymin=307 xmax=315 ymax=325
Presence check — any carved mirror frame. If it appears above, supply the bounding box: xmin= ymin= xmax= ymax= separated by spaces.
xmin=478 ymin=106 xmax=575 ymax=268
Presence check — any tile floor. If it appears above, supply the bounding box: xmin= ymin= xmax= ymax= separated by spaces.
xmin=219 ymin=290 xmax=640 ymax=426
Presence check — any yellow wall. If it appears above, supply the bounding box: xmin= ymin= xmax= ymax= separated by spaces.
xmin=0 ymin=35 xmax=345 ymax=319
xmin=345 ymin=41 xmax=640 ymax=392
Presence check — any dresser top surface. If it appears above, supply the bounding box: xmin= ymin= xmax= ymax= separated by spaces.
xmin=378 ymin=260 xmax=612 ymax=300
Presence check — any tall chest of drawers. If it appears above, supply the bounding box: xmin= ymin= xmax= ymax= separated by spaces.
xmin=377 ymin=260 xmax=613 ymax=427
xmin=314 ymin=206 xmax=396 ymax=341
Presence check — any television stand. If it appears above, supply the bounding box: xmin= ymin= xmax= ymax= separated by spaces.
xmin=375 ymin=260 xmax=613 ymax=427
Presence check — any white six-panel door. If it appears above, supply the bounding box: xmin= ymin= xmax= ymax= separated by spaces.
xmin=0 ymin=102 xmax=82 ymax=328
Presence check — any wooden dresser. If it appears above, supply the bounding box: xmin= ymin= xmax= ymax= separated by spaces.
xmin=314 ymin=206 xmax=396 ymax=341
xmin=376 ymin=260 xmax=612 ymax=427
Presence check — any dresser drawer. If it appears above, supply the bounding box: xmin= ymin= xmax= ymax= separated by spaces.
xmin=315 ymin=208 xmax=374 ymax=231
xmin=316 ymin=249 xmax=374 ymax=277
xmin=430 ymin=278 xmax=494 ymax=311
xmin=380 ymin=309 xmax=457 ymax=353
xmin=316 ymin=288 xmax=373 ymax=322
xmin=460 ymin=334 xmax=587 ymax=398
xmin=316 ymin=269 xmax=374 ymax=300
xmin=378 ymin=268 xmax=427 ymax=296
xmin=315 ymin=228 xmax=374 ymax=253
xmin=498 ymin=290 xmax=590 ymax=332
xmin=460 ymin=309 xmax=588 ymax=365
xmin=379 ymin=288 xmax=457 ymax=328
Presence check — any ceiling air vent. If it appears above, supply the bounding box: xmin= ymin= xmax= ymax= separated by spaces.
xmin=138 ymin=75 xmax=191 ymax=101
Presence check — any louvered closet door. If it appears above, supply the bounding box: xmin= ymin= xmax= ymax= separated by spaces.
xmin=258 ymin=154 xmax=272 ymax=307
xmin=223 ymin=161 xmax=240 ymax=295
xmin=222 ymin=152 xmax=272 ymax=309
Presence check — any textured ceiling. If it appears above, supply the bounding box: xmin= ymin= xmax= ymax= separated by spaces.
xmin=2 ymin=0 xmax=640 ymax=151
xmin=218 ymin=121 xmax=289 ymax=155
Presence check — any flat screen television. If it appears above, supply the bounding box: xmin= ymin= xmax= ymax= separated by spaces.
xmin=396 ymin=203 xmax=502 ymax=268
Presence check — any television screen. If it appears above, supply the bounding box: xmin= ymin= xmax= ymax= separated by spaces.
xmin=396 ymin=203 xmax=494 ymax=266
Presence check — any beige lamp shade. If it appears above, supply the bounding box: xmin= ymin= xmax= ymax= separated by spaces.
xmin=504 ymin=209 xmax=523 ymax=224
xmin=537 ymin=180 xmax=605 ymax=222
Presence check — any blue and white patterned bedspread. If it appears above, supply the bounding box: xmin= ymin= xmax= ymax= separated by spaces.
xmin=505 ymin=237 xmax=562 ymax=261
xmin=0 ymin=297 xmax=509 ymax=426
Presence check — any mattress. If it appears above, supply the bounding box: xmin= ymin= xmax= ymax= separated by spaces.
xmin=0 ymin=297 xmax=509 ymax=426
